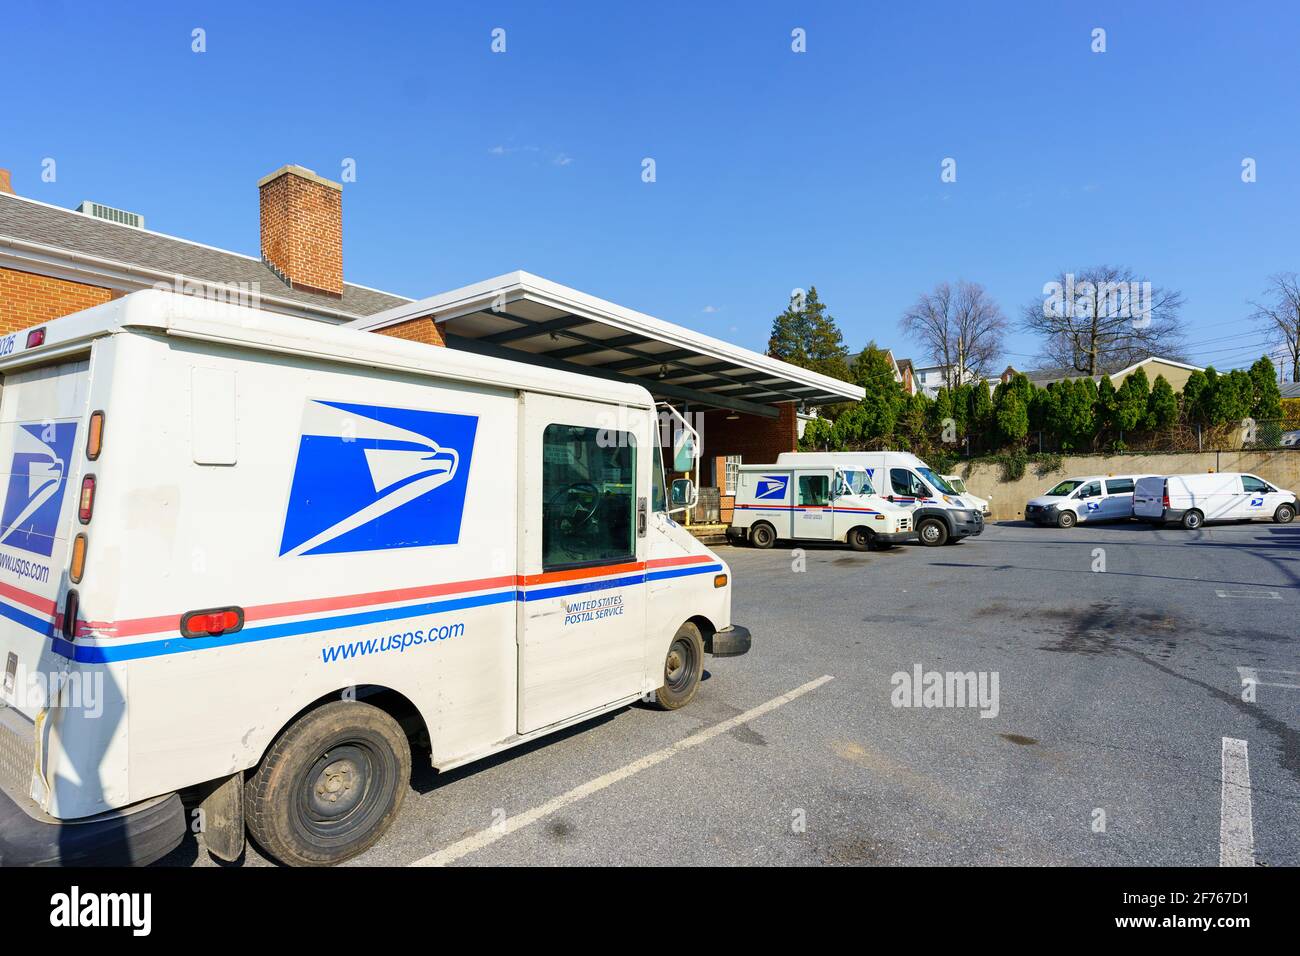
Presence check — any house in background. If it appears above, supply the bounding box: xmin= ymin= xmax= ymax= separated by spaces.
xmin=895 ymin=358 xmax=977 ymax=398
xmin=999 ymin=356 xmax=1205 ymax=392
xmin=0 ymin=164 xmax=860 ymax=524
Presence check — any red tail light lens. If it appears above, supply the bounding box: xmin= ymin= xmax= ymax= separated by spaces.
xmin=180 ymin=607 xmax=245 ymax=638
xmin=26 ymin=327 xmax=46 ymax=349
xmin=78 ymin=475 xmax=96 ymax=523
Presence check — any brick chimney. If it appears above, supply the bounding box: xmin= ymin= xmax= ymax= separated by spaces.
xmin=257 ymin=165 xmax=343 ymax=297
xmin=0 ymin=169 xmax=13 ymax=195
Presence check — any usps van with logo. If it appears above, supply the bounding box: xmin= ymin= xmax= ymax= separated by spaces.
xmin=1133 ymin=472 xmax=1297 ymax=529
xmin=1023 ymin=473 xmax=1154 ymax=528
xmin=727 ymin=462 xmax=915 ymax=550
xmin=774 ymin=451 xmax=984 ymax=546
xmin=0 ymin=290 xmax=750 ymax=867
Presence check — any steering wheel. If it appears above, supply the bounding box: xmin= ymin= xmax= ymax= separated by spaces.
xmin=547 ymin=481 xmax=601 ymax=534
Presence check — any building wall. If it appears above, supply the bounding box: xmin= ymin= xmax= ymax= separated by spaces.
xmin=0 ymin=267 xmax=117 ymax=333
xmin=956 ymin=449 xmax=1300 ymax=521
xmin=696 ymin=401 xmax=799 ymax=484
xmin=374 ymin=315 xmax=447 ymax=347
xmin=1111 ymin=360 xmax=1197 ymax=392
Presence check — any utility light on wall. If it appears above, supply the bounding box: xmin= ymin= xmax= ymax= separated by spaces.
xmin=658 ymin=364 xmax=668 ymax=379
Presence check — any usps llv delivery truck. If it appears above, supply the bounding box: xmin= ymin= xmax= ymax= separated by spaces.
xmin=0 ymin=290 xmax=750 ymax=867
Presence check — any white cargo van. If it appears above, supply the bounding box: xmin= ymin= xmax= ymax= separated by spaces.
xmin=941 ymin=475 xmax=990 ymax=517
xmin=1024 ymin=474 xmax=1154 ymax=527
xmin=727 ymin=462 xmax=915 ymax=550
xmin=0 ymin=290 xmax=750 ymax=867
xmin=775 ymin=451 xmax=984 ymax=546
xmin=1134 ymin=473 xmax=1297 ymax=529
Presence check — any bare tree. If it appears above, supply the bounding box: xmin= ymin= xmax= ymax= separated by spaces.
xmin=1248 ymin=272 xmax=1300 ymax=382
xmin=1020 ymin=265 xmax=1186 ymax=375
xmin=899 ymin=280 xmax=1008 ymax=390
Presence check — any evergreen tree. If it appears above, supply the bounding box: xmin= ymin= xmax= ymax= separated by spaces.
xmin=994 ymin=385 xmax=1029 ymax=446
xmin=1247 ymin=356 xmax=1283 ymax=420
xmin=1181 ymin=369 xmax=1208 ymax=422
xmin=1115 ymin=367 xmax=1150 ymax=432
xmin=766 ymin=286 xmax=851 ymax=382
xmin=1095 ymin=375 xmax=1118 ymax=437
xmin=1147 ymin=375 xmax=1178 ymax=430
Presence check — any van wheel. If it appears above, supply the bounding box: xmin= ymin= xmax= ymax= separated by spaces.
xmin=654 ymin=623 xmax=704 ymax=710
xmin=750 ymin=523 xmax=776 ymax=549
xmin=1181 ymin=509 xmax=1204 ymax=530
xmin=917 ymin=517 xmax=948 ymax=547
xmin=1275 ymin=503 xmax=1296 ymax=524
xmin=1056 ymin=510 xmax=1076 ymax=529
xmin=847 ymin=527 xmax=872 ymax=551
xmin=245 ymin=701 xmax=411 ymax=867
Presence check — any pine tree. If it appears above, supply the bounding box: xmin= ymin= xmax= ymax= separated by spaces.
xmin=1147 ymin=375 xmax=1178 ymax=430
xmin=1115 ymin=367 xmax=1150 ymax=432
xmin=1247 ymin=356 xmax=1283 ymax=420
xmin=766 ymin=286 xmax=851 ymax=382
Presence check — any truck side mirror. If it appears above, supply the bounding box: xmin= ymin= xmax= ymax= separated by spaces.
xmin=670 ymin=478 xmax=697 ymax=513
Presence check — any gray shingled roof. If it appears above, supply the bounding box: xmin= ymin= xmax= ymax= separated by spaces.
xmin=0 ymin=192 xmax=409 ymax=318
xmin=1282 ymin=381 xmax=1300 ymax=399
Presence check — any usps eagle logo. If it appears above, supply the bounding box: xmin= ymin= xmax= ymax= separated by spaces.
xmin=279 ymin=401 xmax=478 ymax=557
xmin=0 ymin=421 xmax=77 ymax=558
xmin=755 ymin=474 xmax=789 ymax=501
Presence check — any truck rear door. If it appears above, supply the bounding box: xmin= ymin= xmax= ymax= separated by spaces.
xmin=0 ymin=357 xmax=91 ymax=725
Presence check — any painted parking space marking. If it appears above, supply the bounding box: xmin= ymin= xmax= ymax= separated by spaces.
xmin=1237 ymin=666 xmax=1300 ymax=691
xmin=1214 ymin=589 xmax=1281 ymax=600
xmin=408 ymin=674 xmax=835 ymax=867
xmin=1219 ymin=737 xmax=1255 ymax=867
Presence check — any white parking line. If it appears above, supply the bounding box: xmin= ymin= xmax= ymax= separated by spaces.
xmin=1219 ymin=737 xmax=1255 ymax=867
xmin=1214 ymin=589 xmax=1280 ymax=600
xmin=408 ymin=674 xmax=835 ymax=867
xmin=1237 ymin=666 xmax=1300 ymax=691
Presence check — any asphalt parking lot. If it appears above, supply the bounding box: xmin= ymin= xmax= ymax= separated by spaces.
xmin=162 ymin=519 xmax=1299 ymax=867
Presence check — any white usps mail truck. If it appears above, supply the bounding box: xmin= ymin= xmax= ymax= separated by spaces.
xmin=1133 ymin=472 xmax=1297 ymax=529
xmin=727 ymin=462 xmax=915 ymax=550
xmin=775 ymin=451 xmax=984 ymax=546
xmin=0 ymin=290 xmax=750 ymax=867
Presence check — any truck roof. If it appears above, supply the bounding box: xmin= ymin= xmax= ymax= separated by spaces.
xmin=0 ymin=290 xmax=654 ymax=408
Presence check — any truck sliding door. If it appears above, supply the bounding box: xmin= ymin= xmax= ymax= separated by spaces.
xmin=517 ymin=394 xmax=648 ymax=733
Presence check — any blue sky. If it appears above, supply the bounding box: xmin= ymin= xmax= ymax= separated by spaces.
xmin=2 ymin=1 xmax=1296 ymax=375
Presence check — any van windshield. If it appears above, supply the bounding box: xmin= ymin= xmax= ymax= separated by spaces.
xmin=1046 ymin=480 xmax=1083 ymax=496
xmin=916 ymin=466 xmax=955 ymax=494
xmin=839 ymin=469 xmax=875 ymax=496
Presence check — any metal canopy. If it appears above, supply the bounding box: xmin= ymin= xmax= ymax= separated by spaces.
xmin=348 ymin=272 xmax=863 ymax=418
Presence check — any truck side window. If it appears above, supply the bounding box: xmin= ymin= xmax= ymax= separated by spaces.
xmin=651 ymin=442 xmax=667 ymax=512
xmin=1076 ymin=481 xmax=1101 ymax=498
xmin=890 ymin=468 xmax=922 ymax=497
xmin=542 ymin=425 xmax=635 ymax=569
xmin=1104 ymin=478 xmax=1134 ymax=495
xmin=798 ymin=474 xmax=830 ymax=506
xmin=1242 ymin=475 xmax=1270 ymax=494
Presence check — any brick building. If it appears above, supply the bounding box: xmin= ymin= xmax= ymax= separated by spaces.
xmin=0 ymin=164 xmax=861 ymax=513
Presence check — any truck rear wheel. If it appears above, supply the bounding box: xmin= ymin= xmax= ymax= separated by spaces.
xmin=245 ymin=700 xmax=411 ymax=867
xmin=653 ymin=623 xmax=704 ymax=710
xmin=916 ymin=517 xmax=948 ymax=547
xmin=1181 ymin=509 xmax=1204 ymax=530
xmin=749 ymin=522 xmax=776 ymax=549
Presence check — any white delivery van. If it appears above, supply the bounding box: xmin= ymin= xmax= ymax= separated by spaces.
xmin=941 ymin=475 xmax=990 ymax=517
xmin=1134 ymin=473 xmax=1297 ymax=529
xmin=775 ymin=451 xmax=984 ymax=546
xmin=0 ymin=291 xmax=750 ymax=867
xmin=1024 ymin=474 xmax=1153 ymax=528
xmin=727 ymin=462 xmax=915 ymax=550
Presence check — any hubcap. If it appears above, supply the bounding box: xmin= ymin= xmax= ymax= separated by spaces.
xmin=665 ymin=638 xmax=694 ymax=692
xmin=923 ymin=525 xmax=939 ymax=542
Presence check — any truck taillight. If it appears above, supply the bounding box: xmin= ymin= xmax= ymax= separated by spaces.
xmin=86 ymin=410 xmax=105 ymax=460
xmin=78 ymin=475 xmax=96 ymax=523
xmin=25 ymin=327 xmax=46 ymax=349
xmin=70 ymin=534 xmax=87 ymax=584
xmin=180 ymin=607 xmax=245 ymax=638
xmin=1162 ymin=481 xmax=1170 ymax=509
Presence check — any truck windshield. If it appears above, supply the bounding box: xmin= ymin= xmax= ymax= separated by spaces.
xmin=1046 ymin=480 xmax=1083 ymax=496
xmin=916 ymin=466 xmax=955 ymax=494
xmin=839 ymin=469 xmax=875 ymax=496
xmin=946 ymin=478 xmax=967 ymax=493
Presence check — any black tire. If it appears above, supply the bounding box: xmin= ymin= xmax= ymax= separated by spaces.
xmin=245 ymin=700 xmax=411 ymax=867
xmin=1181 ymin=509 xmax=1204 ymax=530
xmin=847 ymin=527 xmax=873 ymax=552
xmin=1275 ymin=503 xmax=1296 ymax=524
xmin=1056 ymin=510 xmax=1077 ymax=529
xmin=749 ymin=522 xmax=776 ymax=549
xmin=654 ymin=623 xmax=704 ymax=710
xmin=916 ymin=517 xmax=949 ymax=547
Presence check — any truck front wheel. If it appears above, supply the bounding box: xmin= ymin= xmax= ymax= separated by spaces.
xmin=245 ymin=700 xmax=411 ymax=867
xmin=654 ymin=623 xmax=704 ymax=710
xmin=916 ymin=517 xmax=949 ymax=547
